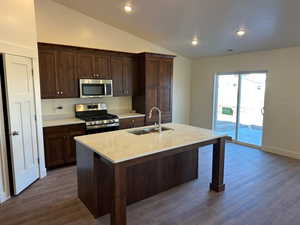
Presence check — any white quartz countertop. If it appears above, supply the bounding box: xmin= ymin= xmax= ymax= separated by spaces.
xmin=115 ymin=112 xmax=145 ymax=119
xmin=43 ymin=118 xmax=85 ymax=128
xmin=75 ymin=123 xmax=227 ymax=164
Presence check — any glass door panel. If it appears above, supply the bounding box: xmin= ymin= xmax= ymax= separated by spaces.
xmin=214 ymin=74 xmax=239 ymax=139
xmin=237 ymin=73 xmax=266 ymax=146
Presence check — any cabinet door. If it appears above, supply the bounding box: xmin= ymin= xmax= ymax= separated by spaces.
xmin=119 ymin=117 xmax=145 ymax=129
xmin=57 ymin=47 xmax=78 ymax=98
xmin=65 ymin=129 xmax=85 ymax=164
xmin=145 ymin=58 xmax=160 ymax=124
xmin=111 ymin=56 xmax=124 ymax=96
xmin=38 ymin=47 xmax=58 ymax=98
xmin=158 ymin=59 xmax=173 ymax=122
xmin=123 ymin=57 xmax=134 ymax=96
xmin=77 ymin=50 xmax=95 ymax=79
xmin=44 ymin=132 xmax=66 ymax=169
xmin=95 ymin=54 xmax=111 ymax=79
xmin=146 ymin=58 xmax=160 ymax=88
xmin=145 ymin=87 xmax=159 ymax=124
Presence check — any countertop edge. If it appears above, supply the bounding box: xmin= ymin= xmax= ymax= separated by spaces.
xmin=75 ymin=134 xmax=228 ymax=164
xmin=43 ymin=119 xmax=85 ymax=128
xmin=117 ymin=114 xmax=146 ymax=119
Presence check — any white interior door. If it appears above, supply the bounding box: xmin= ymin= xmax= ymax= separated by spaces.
xmin=3 ymin=54 xmax=39 ymax=195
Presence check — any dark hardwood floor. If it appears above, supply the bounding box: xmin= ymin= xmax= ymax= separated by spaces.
xmin=1 ymin=143 xmax=300 ymax=225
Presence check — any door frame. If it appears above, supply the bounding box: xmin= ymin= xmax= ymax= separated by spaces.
xmin=212 ymin=70 xmax=268 ymax=148
xmin=0 ymin=42 xmax=47 ymax=202
xmin=0 ymin=64 xmax=10 ymax=203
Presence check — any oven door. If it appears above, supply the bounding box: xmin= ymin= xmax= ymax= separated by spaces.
xmin=80 ymin=79 xmax=113 ymax=98
xmin=86 ymin=125 xmax=119 ymax=134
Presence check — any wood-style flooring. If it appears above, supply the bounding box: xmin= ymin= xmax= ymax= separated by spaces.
xmin=1 ymin=143 xmax=300 ymax=225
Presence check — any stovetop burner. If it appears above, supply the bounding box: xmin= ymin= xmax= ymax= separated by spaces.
xmin=82 ymin=114 xmax=118 ymax=122
xmin=75 ymin=103 xmax=120 ymax=131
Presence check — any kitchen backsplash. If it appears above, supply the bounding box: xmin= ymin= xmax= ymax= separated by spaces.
xmin=42 ymin=96 xmax=132 ymax=119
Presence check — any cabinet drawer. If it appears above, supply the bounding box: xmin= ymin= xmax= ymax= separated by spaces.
xmin=119 ymin=117 xmax=145 ymax=129
xmin=44 ymin=123 xmax=85 ymax=134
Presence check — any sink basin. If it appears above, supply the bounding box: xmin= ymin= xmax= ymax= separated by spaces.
xmin=128 ymin=126 xmax=173 ymax=135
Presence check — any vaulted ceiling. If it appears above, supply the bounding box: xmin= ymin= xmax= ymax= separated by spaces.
xmin=53 ymin=0 xmax=300 ymax=58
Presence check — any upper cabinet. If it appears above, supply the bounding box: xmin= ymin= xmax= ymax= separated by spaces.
xmin=76 ymin=49 xmax=95 ymax=79
xmin=76 ymin=49 xmax=111 ymax=79
xmin=111 ymin=55 xmax=135 ymax=96
xmin=38 ymin=44 xmax=173 ymax=106
xmin=94 ymin=53 xmax=111 ymax=79
xmin=38 ymin=43 xmax=78 ymax=99
xmin=133 ymin=53 xmax=175 ymax=125
xmin=38 ymin=45 xmax=58 ymax=99
xmin=57 ymin=46 xmax=78 ymax=98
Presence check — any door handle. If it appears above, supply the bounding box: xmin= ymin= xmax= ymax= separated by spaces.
xmin=11 ymin=131 xmax=19 ymax=136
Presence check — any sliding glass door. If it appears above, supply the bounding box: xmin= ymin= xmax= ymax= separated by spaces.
xmin=213 ymin=72 xmax=266 ymax=146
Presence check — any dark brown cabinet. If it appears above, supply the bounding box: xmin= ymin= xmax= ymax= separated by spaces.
xmin=38 ymin=43 xmax=78 ymax=99
xmin=95 ymin=54 xmax=111 ymax=79
xmin=111 ymin=56 xmax=135 ymax=96
xmin=57 ymin=47 xmax=78 ymax=98
xmin=38 ymin=46 xmax=58 ymax=99
xmin=43 ymin=124 xmax=85 ymax=169
xmin=76 ymin=49 xmax=111 ymax=79
xmin=119 ymin=117 xmax=145 ymax=129
xmin=133 ymin=53 xmax=175 ymax=125
xmin=38 ymin=43 xmax=172 ymax=105
xmin=76 ymin=50 xmax=95 ymax=79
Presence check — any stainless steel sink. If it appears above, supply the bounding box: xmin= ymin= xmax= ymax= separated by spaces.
xmin=128 ymin=126 xmax=173 ymax=135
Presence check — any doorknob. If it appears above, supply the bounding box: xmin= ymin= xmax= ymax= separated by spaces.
xmin=11 ymin=131 xmax=19 ymax=136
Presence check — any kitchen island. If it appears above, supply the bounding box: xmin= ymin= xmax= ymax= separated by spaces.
xmin=75 ymin=123 xmax=230 ymax=225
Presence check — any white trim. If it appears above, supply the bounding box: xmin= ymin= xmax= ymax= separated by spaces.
xmin=0 ymin=40 xmax=38 ymax=58
xmin=262 ymin=145 xmax=300 ymax=160
xmin=231 ymin=140 xmax=300 ymax=160
xmin=0 ymin=64 xmax=11 ymax=203
xmin=0 ymin=193 xmax=10 ymax=204
xmin=32 ymin=57 xmax=47 ymax=178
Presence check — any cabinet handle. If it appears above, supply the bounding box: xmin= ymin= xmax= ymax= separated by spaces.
xmin=132 ymin=120 xmax=135 ymax=128
xmin=60 ymin=91 xmax=63 ymax=95
xmin=57 ymin=91 xmax=59 ymax=95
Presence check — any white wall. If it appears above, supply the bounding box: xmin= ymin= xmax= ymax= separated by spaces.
xmin=191 ymin=47 xmax=300 ymax=159
xmin=34 ymin=0 xmax=192 ymax=124
xmin=0 ymin=0 xmax=47 ymax=203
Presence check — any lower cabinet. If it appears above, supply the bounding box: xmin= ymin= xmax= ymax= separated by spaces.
xmin=43 ymin=124 xmax=86 ymax=169
xmin=119 ymin=117 xmax=145 ymax=129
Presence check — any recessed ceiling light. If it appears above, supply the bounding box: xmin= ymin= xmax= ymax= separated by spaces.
xmin=191 ymin=39 xmax=198 ymax=46
xmin=236 ymin=29 xmax=246 ymax=37
xmin=124 ymin=4 xmax=132 ymax=13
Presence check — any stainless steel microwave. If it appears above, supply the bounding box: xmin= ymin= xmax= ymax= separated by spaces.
xmin=79 ymin=79 xmax=113 ymax=98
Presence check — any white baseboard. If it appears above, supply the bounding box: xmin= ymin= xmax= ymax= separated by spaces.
xmin=230 ymin=140 xmax=300 ymax=160
xmin=40 ymin=167 xmax=47 ymax=178
xmin=0 ymin=192 xmax=10 ymax=204
xmin=261 ymin=145 xmax=300 ymax=160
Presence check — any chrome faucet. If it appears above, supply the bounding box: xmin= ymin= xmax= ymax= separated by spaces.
xmin=148 ymin=107 xmax=162 ymax=133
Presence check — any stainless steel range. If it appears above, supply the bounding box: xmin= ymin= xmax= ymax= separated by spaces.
xmin=75 ymin=103 xmax=119 ymax=134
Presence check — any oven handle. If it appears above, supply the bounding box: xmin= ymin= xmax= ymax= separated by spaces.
xmin=86 ymin=123 xmax=120 ymax=130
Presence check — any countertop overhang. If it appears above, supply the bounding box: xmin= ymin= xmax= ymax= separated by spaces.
xmin=75 ymin=123 xmax=228 ymax=164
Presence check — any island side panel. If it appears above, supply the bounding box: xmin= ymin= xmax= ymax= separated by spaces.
xmin=76 ymin=143 xmax=99 ymax=217
xmin=126 ymin=148 xmax=199 ymax=204
xmin=91 ymin=147 xmax=199 ymax=217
